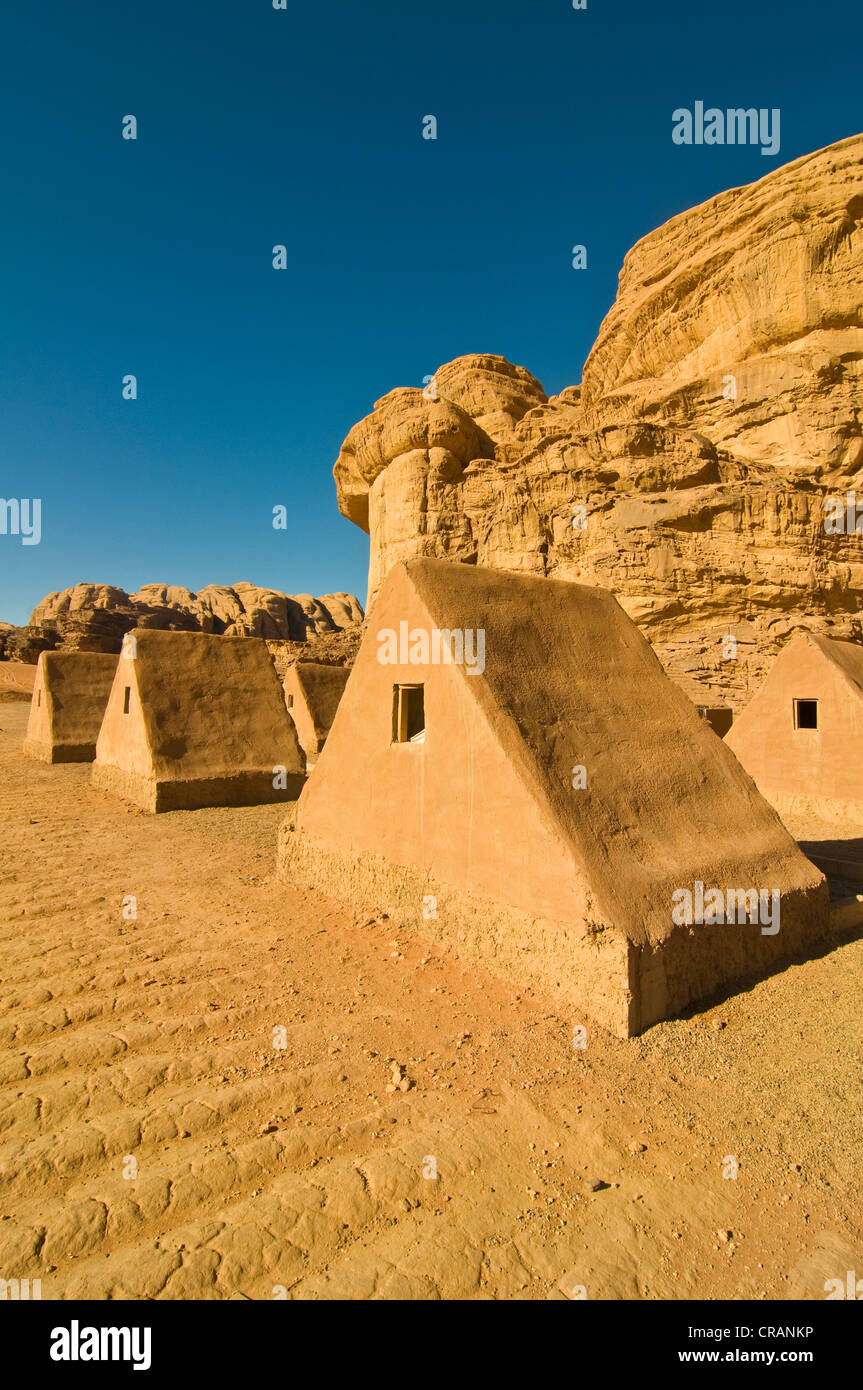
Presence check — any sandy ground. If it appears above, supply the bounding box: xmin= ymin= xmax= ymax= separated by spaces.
xmin=0 ymin=662 xmax=36 ymax=703
xmin=1 ymin=699 xmax=861 ymax=1301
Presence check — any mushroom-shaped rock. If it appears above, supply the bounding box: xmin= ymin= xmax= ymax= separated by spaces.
xmin=334 ymin=386 xmax=487 ymax=532
xmin=432 ymin=354 xmax=548 ymax=448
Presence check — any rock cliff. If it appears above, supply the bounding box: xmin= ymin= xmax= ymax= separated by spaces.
xmin=2 ymin=583 xmax=363 ymax=662
xmin=333 ymin=135 xmax=863 ymax=708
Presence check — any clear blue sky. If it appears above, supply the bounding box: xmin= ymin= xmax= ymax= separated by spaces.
xmin=1 ymin=0 xmax=859 ymax=623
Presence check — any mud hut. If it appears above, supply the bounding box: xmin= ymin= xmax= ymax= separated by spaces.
xmin=92 ymin=630 xmax=304 ymax=811
xmin=727 ymin=632 xmax=863 ymax=824
xmin=284 ymin=661 xmax=351 ymax=768
xmin=24 ymin=651 xmax=117 ymax=762
xmin=279 ymin=559 xmax=828 ymax=1036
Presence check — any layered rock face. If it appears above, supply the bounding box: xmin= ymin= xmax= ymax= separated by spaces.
xmin=580 ymin=134 xmax=863 ymax=480
xmin=333 ymin=135 xmax=863 ymax=708
xmin=0 ymin=622 xmax=60 ymax=665
xmin=7 ymin=582 xmax=363 ymax=661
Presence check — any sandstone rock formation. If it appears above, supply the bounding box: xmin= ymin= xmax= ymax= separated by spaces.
xmin=333 ymin=134 xmax=863 ymax=709
xmin=268 ymin=622 xmax=364 ymax=681
xmin=579 ymin=134 xmax=863 ymax=480
xmin=8 ymin=582 xmax=363 ymax=661
xmin=0 ymin=620 xmax=58 ymax=665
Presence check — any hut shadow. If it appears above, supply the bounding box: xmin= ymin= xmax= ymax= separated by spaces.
xmin=665 ymin=912 xmax=863 ymax=1029
xmin=798 ymin=837 xmax=863 ymax=887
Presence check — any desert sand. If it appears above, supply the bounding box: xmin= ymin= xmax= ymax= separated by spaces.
xmin=0 ymin=662 xmax=36 ymax=702
xmin=1 ymin=698 xmax=860 ymax=1300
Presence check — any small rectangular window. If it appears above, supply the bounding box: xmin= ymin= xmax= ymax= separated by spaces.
xmin=794 ymin=698 xmax=817 ymax=729
xmin=393 ymin=684 xmax=425 ymax=743
xmin=286 ymin=693 xmax=293 ymax=708
xmin=123 ymin=686 xmax=131 ymax=714
xmin=37 ymin=690 xmax=41 ymax=707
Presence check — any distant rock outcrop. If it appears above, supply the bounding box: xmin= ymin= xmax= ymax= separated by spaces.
xmin=2 ymin=583 xmax=363 ymax=662
xmin=0 ymin=621 xmax=57 ymax=665
xmin=333 ymin=134 xmax=863 ymax=709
